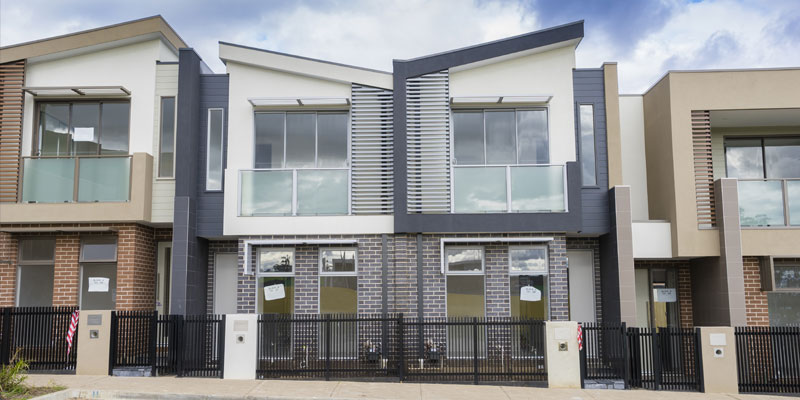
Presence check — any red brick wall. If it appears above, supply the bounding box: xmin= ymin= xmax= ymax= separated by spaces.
xmin=116 ymin=224 xmax=156 ymax=311
xmin=52 ymin=234 xmax=80 ymax=307
xmin=743 ymin=256 xmax=769 ymax=326
xmin=0 ymin=232 xmax=18 ymax=307
xmin=677 ymin=265 xmax=694 ymax=328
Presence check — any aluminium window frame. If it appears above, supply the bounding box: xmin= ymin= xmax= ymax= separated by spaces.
xmin=443 ymin=245 xmax=487 ymax=359
xmin=507 ymin=245 xmax=551 ymax=322
xmin=255 ymin=247 xmax=296 ymax=360
xmin=206 ymin=108 xmax=225 ymax=191
xmin=77 ymin=236 xmax=118 ymax=311
xmin=318 ymin=247 xmax=359 ymax=360
xmin=15 ymin=237 xmax=56 ymax=307
xmin=577 ymin=103 xmax=599 ymax=188
xmin=33 ymin=99 xmax=132 ymax=157
xmin=157 ymin=96 xmax=177 ymax=179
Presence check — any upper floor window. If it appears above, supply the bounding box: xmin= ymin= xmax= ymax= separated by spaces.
xmin=578 ymin=104 xmax=597 ymax=186
xmin=158 ymin=97 xmax=176 ymax=178
xmin=450 ymin=109 xmax=564 ymax=213
xmin=725 ymin=137 xmax=800 ymax=179
xmin=37 ymin=101 xmax=130 ymax=156
xmin=453 ymin=109 xmax=548 ymax=166
xmin=254 ymin=112 xmax=348 ymax=169
xmin=206 ymin=108 xmax=224 ymax=190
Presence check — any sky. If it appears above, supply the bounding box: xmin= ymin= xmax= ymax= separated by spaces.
xmin=1 ymin=0 xmax=799 ymax=93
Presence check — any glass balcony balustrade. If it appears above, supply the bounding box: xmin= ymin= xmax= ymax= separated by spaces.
xmin=21 ymin=156 xmax=131 ymax=203
xmin=738 ymin=179 xmax=800 ymax=227
xmin=240 ymin=169 xmax=349 ymax=216
xmin=452 ymin=165 xmax=566 ymax=213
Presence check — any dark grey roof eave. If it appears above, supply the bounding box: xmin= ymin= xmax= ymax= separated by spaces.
xmin=394 ymin=20 xmax=584 ymax=78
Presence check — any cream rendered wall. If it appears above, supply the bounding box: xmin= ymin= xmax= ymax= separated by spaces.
xmin=223 ymin=61 xmax=393 ymax=235
xmin=619 ymin=95 xmax=650 ymax=221
xmin=22 ymin=39 xmax=175 ymax=157
xmin=151 ymin=63 xmax=178 ymax=223
xmin=449 ymin=45 xmax=577 ymax=165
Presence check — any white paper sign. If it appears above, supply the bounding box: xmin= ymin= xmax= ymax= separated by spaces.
xmin=520 ymin=286 xmax=542 ymax=302
xmin=264 ymin=284 xmax=286 ymax=301
xmin=653 ymin=288 xmax=676 ymax=303
xmin=88 ymin=277 xmax=109 ymax=292
xmin=73 ymin=127 xmax=95 ymax=142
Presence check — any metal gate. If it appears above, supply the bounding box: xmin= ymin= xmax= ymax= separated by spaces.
xmin=627 ymin=327 xmax=703 ymax=391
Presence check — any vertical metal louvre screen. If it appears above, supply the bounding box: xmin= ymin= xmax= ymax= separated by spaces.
xmin=692 ymin=110 xmax=715 ymax=227
xmin=406 ymin=70 xmax=451 ymax=213
xmin=351 ymin=84 xmax=394 ymax=214
xmin=0 ymin=60 xmax=25 ymax=203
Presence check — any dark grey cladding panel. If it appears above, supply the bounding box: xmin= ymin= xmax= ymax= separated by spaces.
xmin=197 ymin=74 xmax=229 ymax=238
xmin=574 ymin=68 xmax=610 ymax=234
xmin=175 ymin=49 xmax=202 ymax=197
xmin=394 ymin=162 xmax=582 ymax=233
xmin=397 ymin=20 xmax=584 ymax=78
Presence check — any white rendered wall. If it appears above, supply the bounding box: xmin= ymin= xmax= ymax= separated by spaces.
xmin=632 ymin=221 xmax=672 ymax=258
xmin=22 ymin=39 xmax=175 ymax=158
xmin=449 ymin=45 xmax=578 ymax=166
xmin=151 ymin=63 xmax=178 ymax=223
xmin=619 ymin=95 xmax=650 ymax=221
xmin=223 ymin=61 xmax=393 ymax=235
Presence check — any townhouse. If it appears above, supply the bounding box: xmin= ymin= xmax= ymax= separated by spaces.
xmin=1 ymin=15 xmax=797 ymax=333
xmin=0 ymin=17 xmax=210 ymax=313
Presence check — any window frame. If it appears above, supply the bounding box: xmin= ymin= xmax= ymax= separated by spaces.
xmin=255 ymin=248 xmax=296 ymax=277
xmin=33 ymin=100 xmax=131 ymax=157
xmin=79 ymin=236 xmax=118 ymax=263
xmin=444 ymin=246 xmax=485 ymax=275
xmin=157 ymin=96 xmax=177 ymax=179
xmin=206 ymin=108 xmax=225 ymax=191
xmin=318 ymin=247 xmax=358 ymax=276
xmin=507 ymin=245 xmax=550 ymax=322
xmin=577 ymin=103 xmax=598 ymax=187
xmin=443 ymin=246 xmax=486 ymax=359
xmin=724 ymin=136 xmax=800 ymax=179
xmin=16 ymin=237 xmax=56 ymax=307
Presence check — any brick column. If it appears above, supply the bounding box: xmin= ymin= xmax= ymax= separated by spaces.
xmin=116 ymin=224 xmax=156 ymax=311
xmin=743 ymin=256 xmax=769 ymax=326
xmin=678 ymin=265 xmax=694 ymax=328
xmin=0 ymin=232 xmax=18 ymax=307
xmin=53 ymin=234 xmax=80 ymax=307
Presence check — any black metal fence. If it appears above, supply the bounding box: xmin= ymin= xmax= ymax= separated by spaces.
xmin=627 ymin=327 xmax=702 ymax=392
xmin=580 ymin=322 xmax=629 ymax=386
xmin=255 ymin=314 xmax=546 ymax=384
xmin=736 ymin=326 xmax=800 ymax=393
xmin=109 ymin=311 xmax=224 ymax=378
xmin=0 ymin=307 xmax=78 ymax=373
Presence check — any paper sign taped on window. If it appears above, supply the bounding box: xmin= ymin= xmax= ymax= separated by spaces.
xmin=264 ymin=284 xmax=286 ymax=301
xmin=73 ymin=127 xmax=95 ymax=142
xmin=520 ymin=286 xmax=541 ymax=302
xmin=88 ymin=277 xmax=109 ymax=292
xmin=653 ymin=288 xmax=676 ymax=303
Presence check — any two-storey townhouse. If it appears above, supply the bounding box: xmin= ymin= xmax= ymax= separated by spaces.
xmin=178 ymin=20 xmax=636 ymax=348
xmin=0 ymin=16 xmax=208 ymax=313
xmin=617 ymin=69 xmax=800 ymax=328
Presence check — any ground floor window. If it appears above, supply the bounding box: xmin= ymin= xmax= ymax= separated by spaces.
xmin=320 ymin=248 xmax=357 ymax=358
xmin=445 ymin=247 xmax=485 ymax=358
xmin=768 ymin=292 xmax=800 ymax=326
xmin=256 ymin=248 xmax=295 ymax=359
xmin=17 ymin=238 xmax=55 ymax=307
xmin=509 ymin=246 xmax=548 ymax=358
xmin=634 ymin=267 xmax=679 ymax=328
xmin=79 ymin=237 xmax=118 ymax=310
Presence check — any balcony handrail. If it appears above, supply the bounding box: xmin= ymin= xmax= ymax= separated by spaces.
xmin=240 ymin=166 xmax=349 ymax=172
xmin=239 ymin=168 xmax=351 ymax=216
xmin=19 ymin=155 xmax=133 ymax=203
xmin=452 ymin=163 xmax=565 ymax=168
xmin=450 ymin=164 xmax=568 ymax=213
xmin=736 ymin=177 xmax=799 ymax=227
xmin=738 ymin=177 xmax=800 ymax=182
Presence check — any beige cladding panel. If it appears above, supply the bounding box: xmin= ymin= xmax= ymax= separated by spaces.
xmin=644 ymin=69 xmax=800 ymax=257
xmin=603 ymin=63 xmax=623 ymax=188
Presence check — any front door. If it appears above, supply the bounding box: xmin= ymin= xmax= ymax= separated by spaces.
xmin=634 ymin=268 xmax=679 ymax=328
xmin=214 ymin=253 xmax=238 ymax=314
xmin=567 ymin=250 xmax=595 ymax=322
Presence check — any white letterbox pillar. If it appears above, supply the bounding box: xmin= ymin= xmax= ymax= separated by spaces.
xmin=223 ymin=314 xmax=257 ymax=380
xmin=545 ymin=321 xmax=581 ymax=388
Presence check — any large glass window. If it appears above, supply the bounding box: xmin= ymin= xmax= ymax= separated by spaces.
xmin=158 ymin=98 xmax=176 ymax=178
xmin=509 ymin=246 xmax=548 ymax=358
xmin=320 ymin=248 xmax=357 ymax=358
xmin=206 ymin=109 xmax=224 ymax=190
xmin=445 ymin=247 xmax=485 ymax=358
xmin=37 ymin=102 xmax=130 ymax=156
xmin=726 ymin=137 xmax=800 ymax=227
xmin=247 ymin=111 xmax=349 ymax=216
xmin=774 ymin=262 xmax=800 ymax=290
xmin=17 ymin=238 xmax=55 ymax=307
xmin=579 ymin=104 xmax=597 ymax=186
xmin=79 ymin=237 xmax=118 ymax=310
xmin=452 ymin=109 xmax=562 ymax=213
xmin=768 ymin=293 xmax=800 ymax=326
xmin=256 ymin=248 xmax=295 ymax=359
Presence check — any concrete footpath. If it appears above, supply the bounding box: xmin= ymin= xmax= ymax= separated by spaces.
xmin=26 ymin=374 xmax=788 ymax=400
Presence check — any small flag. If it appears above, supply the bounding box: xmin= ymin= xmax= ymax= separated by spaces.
xmin=66 ymin=310 xmax=79 ymax=356
xmin=577 ymin=323 xmax=583 ymax=351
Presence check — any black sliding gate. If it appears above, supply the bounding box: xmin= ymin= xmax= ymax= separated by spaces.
xmin=0 ymin=307 xmax=78 ymax=373
xmin=580 ymin=323 xmax=702 ymax=392
xmin=109 ymin=311 xmax=224 ymax=377
xmin=736 ymin=326 xmax=800 ymax=393
xmin=255 ymin=314 xmax=547 ymax=384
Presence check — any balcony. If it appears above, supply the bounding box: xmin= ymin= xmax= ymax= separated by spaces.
xmin=452 ymin=165 xmax=566 ymax=213
xmin=0 ymin=153 xmax=153 ymax=224
xmin=21 ymin=156 xmax=131 ymax=203
xmin=239 ymin=168 xmax=349 ymax=216
xmin=738 ymin=179 xmax=800 ymax=227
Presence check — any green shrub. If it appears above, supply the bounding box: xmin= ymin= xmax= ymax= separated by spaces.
xmin=0 ymin=350 xmax=29 ymax=396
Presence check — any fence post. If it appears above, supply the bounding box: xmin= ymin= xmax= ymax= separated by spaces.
xmin=0 ymin=308 xmax=10 ymax=365
xmin=325 ymin=314 xmax=331 ymax=381
xmin=218 ymin=315 xmax=226 ymax=379
xmin=472 ymin=317 xmax=479 ymax=385
xmin=150 ymin=311 xmax=158 ymax=377
xmin=108 ymin=311 xmax=117 ymax=375
xmin=652 ymin=328 xmax=662 ymax=390
xmin=398 ymin=313 xmax=405 ymax=382
xmin=694 ymin=327 xmax=704 ymax=393
xmin=622 ymin=323 xmax=630 ymax=389
xmin=176 ymin=315 xmax=185 ymax=377
xmin=579 ymin=325 xmax=586 ymax=389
